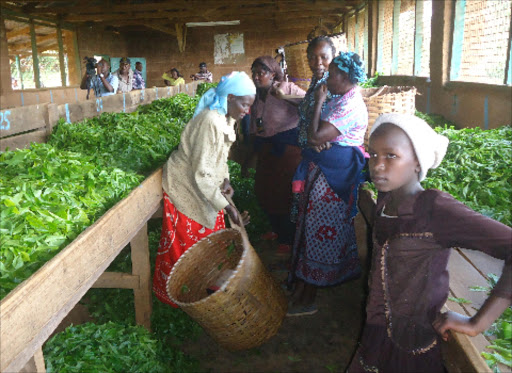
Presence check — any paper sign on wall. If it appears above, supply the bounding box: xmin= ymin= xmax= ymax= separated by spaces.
xmin=214 ymin=33 xmax=245 ymax=64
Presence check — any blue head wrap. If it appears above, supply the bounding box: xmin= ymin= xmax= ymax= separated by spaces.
xmin=332 ymin=52 xmax=366 ymax=84
xmin=193 ymin=71 xmax=256 ymax=118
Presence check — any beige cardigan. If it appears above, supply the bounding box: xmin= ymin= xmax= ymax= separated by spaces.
xmin=162 ymin=109 xmax=236 ymax=229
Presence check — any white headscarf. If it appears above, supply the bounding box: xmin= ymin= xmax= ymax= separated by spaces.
xmin=370 ymin=113 xmax=449 ymax=181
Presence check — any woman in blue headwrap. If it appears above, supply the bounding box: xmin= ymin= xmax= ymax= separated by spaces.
xmin=153 ymin=72 xmax=256 ymax=307
xmin=286 ymin=52 xmax=368 ymax=316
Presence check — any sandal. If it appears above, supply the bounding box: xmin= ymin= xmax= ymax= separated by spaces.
xmin=261 ymin=231 xmax=278 ymax=241
xmin=286 ymin=304 xmax=318 ymax=317
xmin=276 ymin=244 xmax=291 ymax=255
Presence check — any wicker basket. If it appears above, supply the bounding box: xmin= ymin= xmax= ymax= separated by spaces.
xmin=361 ymin=85 xmax=417 ymax=148
xmin=284 ymin=33 xmax=347 ymax=91
xmin=167 ymin=211 xmax=287 ymax=351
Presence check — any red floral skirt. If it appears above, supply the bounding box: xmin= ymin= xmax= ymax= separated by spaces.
xmin=152 ymin=192 xmax=225 ymax=307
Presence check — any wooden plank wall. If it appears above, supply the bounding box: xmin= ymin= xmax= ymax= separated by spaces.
xmin=0 ymin=81 xmax=199 ymax=152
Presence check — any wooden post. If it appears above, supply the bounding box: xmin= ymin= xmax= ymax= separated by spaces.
xmin=176 ymin=23 xmax=187 ymax=53
xmin=71 ymin=28 xmax=81 ymax=85
xmin=16 ymin=55 xmax=25 ymax=90
xmin=56 ymin=25 xmax=67 ymax=87
xmin=414 ymin=0 xmax=423 ymax=76
xmin=367 ymin=0 xmax=379 ymax=77
xmin=130 ymin=223 xmax=152 ymax=331
xmin=450 ymin=0 xmax=466 ymax=81
xmin=29 ymin=19 xmax=41 ymax=89
xmin=20 ymin=347 xmax=46 ymax=373
xmin=391 ymin=0 xmax=400 ymax=75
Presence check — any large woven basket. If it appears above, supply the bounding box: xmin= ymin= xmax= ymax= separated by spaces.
xmin=284 ymin=33 xmax=347 ymax=91
xmin=167 ymin=210 xmax=287 ymax=351
xmin=361 ymin=85 xmax=417 ymax=148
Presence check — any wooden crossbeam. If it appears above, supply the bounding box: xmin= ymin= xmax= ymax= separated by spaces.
xmin=144 ymin=22 xmax=177 ymax=36
xmin=6 ymin=25 xmax=31 ymax=40
xmin=25 ymin=0 xmax=360 ymax=15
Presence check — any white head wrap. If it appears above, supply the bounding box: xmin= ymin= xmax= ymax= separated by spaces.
xmin=370 ymin=113 xmax=449 ymax=181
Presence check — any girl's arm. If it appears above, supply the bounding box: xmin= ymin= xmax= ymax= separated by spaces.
xmin=307 ymin=84 xmax=341 ymax=147
xmin=430 ymin=191 xmax=512 ymax=340
xmin=433 ymin=295 xmax=511 ymax=341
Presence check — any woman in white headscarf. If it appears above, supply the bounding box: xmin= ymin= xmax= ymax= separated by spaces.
xmin=153 ymin=72 xmax=256 ymax=307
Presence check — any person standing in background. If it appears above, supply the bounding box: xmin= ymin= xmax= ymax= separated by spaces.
xmin=287 ymin=50 xmax=368 ymax=317
xmin=80 ymin=58 xmax=118 ymax=97
xmin=133 ymin=61 xmax=146 ymax=90
xmin=115 ymin=57 xmax=134 ymax=93
xmin=190 ymin=62 xmax=213 ymax=82
xmin=246 ymin=55 xmax=306 ymax=254
xmin=163 ymin=68 xmax=185 ymax=86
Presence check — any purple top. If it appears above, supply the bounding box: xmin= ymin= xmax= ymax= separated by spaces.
xmin=133 ymin=69 xmax=145 ymax=89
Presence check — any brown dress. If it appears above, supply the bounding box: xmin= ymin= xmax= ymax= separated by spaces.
xmin=250 ymin=82 xmax=305 ymax=244
xmin=349 ymin=189 xmax=512 ymax=373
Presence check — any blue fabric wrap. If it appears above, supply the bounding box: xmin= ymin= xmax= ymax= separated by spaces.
xmin=293 ymin=144 xmax=365 ymax=204
xmin=333 ymin=52 xmax=366 ymax=84
xmin=253 ymin=127 xmax=299 ymax=157
xmin=193 ymin=71 xmax=256 ymax=118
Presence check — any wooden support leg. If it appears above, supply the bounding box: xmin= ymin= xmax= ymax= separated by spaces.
xmin=20 ymin=347 xmax=46 ymax=373
xmin=130 ymin=223 xmax=152 ymax=331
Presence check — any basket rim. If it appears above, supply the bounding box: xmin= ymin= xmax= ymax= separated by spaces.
xmin=167 ymin=228 xmax=248 ymax=307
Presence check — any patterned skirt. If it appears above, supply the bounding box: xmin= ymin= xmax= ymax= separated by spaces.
xmin=152 ymin=192 xmax=225 ymax=307
xmin=289 ymin=163 xmax=361 ymax=287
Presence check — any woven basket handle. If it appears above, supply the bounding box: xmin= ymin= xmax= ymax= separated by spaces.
xmin=223 ymin=194 xmax=251 ymax=247
xmin=369 ymin=85 xmax=387 ymax=98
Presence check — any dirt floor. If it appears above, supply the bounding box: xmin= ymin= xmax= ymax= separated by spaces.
xmin=57 ymin=215 xmax=370 ymax=373
xmin=181 ymin=215 xmax=370 ymax=373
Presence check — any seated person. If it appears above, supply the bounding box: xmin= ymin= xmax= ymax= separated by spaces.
xmin=115 ymin=57 xmax=134 ymax=93
xmin=80 ymin=58 xmax=118 ymax=98
xmin=133 ymin=61 xmax=146 ymax=90
xmin=190 ymin=62 xmax=213 ymax=82
xmin=162 ymin=68 xmax=185 ymax=86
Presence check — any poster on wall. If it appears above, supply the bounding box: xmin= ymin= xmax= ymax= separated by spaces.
xmin=214 ymin=33 xmax=245 ymax=64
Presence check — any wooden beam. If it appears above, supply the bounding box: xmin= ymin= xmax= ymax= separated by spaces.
xmin=144 ymin=22 xmax=176 ymax=36
xmin=29 ymin=20 xmax=41 ymax=89
xmin=6 ymin=26 xmax=31 ymax=40
xmin=57 ymin=25 xmax=66 ymax=87
xmin=26 ymin=0 xmax=356 ymax=15
xmin=176 ymin=23 xmax=186 ymax=53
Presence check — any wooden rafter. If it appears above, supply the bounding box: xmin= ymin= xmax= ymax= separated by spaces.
xmin=24 ymin=0 xmax=362 ymax=15
xmin=1 ymin=0 xmax=366 ymax=35
xmin=175 ymin=23 xmax=186 ymax=53
xmin=144 ymin=22 xmax=176 ymax=36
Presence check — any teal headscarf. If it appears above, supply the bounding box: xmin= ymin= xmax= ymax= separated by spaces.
xmin=193 ymin=71 xmax=256 ymax=118
xmin=332 ymin=52 xmax=366 ymax=84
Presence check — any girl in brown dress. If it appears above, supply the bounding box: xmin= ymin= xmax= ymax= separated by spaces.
xmin=350 ymin=113 xmax=511 ymax=372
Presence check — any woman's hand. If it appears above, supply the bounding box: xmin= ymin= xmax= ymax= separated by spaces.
xmin=220 ymin=178 xmax=234 ymax=198
xmin=239 ymin=210 xmax=250 ymax=225
xmin=433 ymin=311 xmax=478 ymax=341
xmin=311 ymin=142 xmax=332 ymax=153
xmin=225 ymin=205 xmax=250 ymax=226
xmin=314 ymin=83 xmax=328 ymax=104
xmin=225 ymin=205 xmax=239 ymax=225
